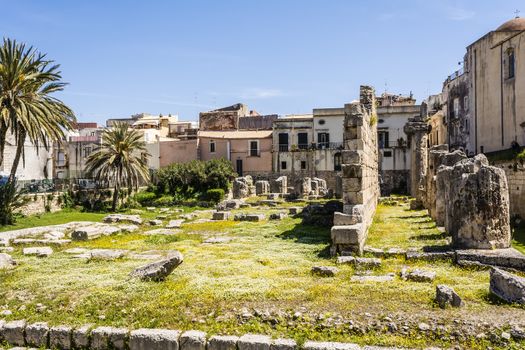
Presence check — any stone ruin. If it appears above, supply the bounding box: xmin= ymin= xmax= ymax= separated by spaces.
xmin=292 ymin=177 xmax=328 ymax=199
xmin=232 ymin=175 xmax=255 ymax=199
xmin=270 ymin=176 xmax=287 ymax=195
xmin=255 ymin=180 xmax=270 ymax=195
xmin=331 ymin=86 xmax=380 ymax=256
xmin=440 ymin=154 xmax=511 ymax=249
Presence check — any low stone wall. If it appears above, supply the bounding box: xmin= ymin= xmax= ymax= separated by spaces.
xmin=0 ymin=320 xmax=374 ymax=350
xmin=331 ymin=86 xmax=380 ymax=255
xmin=493 ymin=160 xmax=525 ymax=220
xmin=16 ymin=193 xmax=62 ymax=216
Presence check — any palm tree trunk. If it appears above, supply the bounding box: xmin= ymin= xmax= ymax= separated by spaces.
xmin=8 ymin=130 xmax=26 ymax=182
xmin=112 ymin=183 xmax=119 ymax=212
xmin=0 ymin=124 xmax=6 ymax=169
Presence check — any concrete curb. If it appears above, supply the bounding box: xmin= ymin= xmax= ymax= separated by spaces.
xmin=0 ymin=319 xmax=434 ymax=349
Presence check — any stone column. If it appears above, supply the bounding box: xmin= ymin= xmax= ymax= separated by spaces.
xmin=404 ymin=114 xmax=430 ymax=207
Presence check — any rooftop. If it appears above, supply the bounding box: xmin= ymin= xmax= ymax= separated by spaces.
xmin=198 ymin=130 xmax=273 ymax=139
xmin=496 ymin=16 xmax=525 ymax=31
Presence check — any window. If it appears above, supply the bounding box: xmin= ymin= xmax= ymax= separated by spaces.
xmin=318 ymin=132 xmax=330 ymax=148
xmin=480 ymin=146 xmax=484 ymax=154
xmin=318 ymin=119 xmax=326 ymax=125
xmin=249 ymin=140 xmax=259 ymax=157
xmin=83 ymin=147 xmax=92 ymax=158
xmin=378 ymin=131 xmax=389 ymax=149
xmin=464 ymin=96 xmax=469 ymax=112
xmin=453 ymin=98 xmax=459 ymax=118
xmin=334 ymin=153 xmax=342 ymax=171
xmin=278 ymin=133 xmax=289 ymax=151
xmin=57 ymin=152 xmax=65 ymax=166
xmin=281 ymin=161 xmax=287 ymax=170
xmin=507 ymin=49 xmax=515 ymax=79
xmin=383 ymin=150 xmax=392 ymax=157
xmin=298 ymin=132 xmax=308 ymax=149
xmin=300 ymin=161 xmax=307 ymax=170
xmin=210 ymin=140 xmax=215 ymax=153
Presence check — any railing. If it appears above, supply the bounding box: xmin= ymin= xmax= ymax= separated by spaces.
xmin=248 ymin=150 xmax=261 ymax=157
xmin=276 ymin=142 xmax=343 ymax=152
xmin=316 ymin=142 xmax=343 ymax=150
xmin=447 ymin=68 xmax=464 ymax=82
xmin=278 ymin=144 xmax=289 ymax=152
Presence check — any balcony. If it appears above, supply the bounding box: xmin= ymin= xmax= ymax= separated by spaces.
xmin=276 ymin=142 xmax=343 ymax=152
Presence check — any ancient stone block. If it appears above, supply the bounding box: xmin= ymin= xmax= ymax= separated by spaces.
xmin=255 ymin=180 xmax=270 ymax=195
xmin=0 ymin=253 xmax=16 ymax=269
xmin=270 ymin=176 xmax=287 ymax=194
xmin=336 ymin=256 xmax=381 ymax=268
xmin=130 ymin=251 xmax=184 ymax=281
xmin=269 ymin=212 xmax=287 ymax=220
xmin=271 ymin=338 xmax=297 ymax=350
xmin=238 ymin=334 xmax=272 ymax=350
xmin=441 ymin=154 xmax=511 ymax=249
xmin=435 ymin=284 xmax=463 ymax=308
xmin=103 ymin=214 xmax=143 ymax=225
xmin=72 ymin=324 xmax=92 ymax=348
xmin=180 ymin=330 xmax=206 ymax=350
xmin=311 ymin=266 xmax=339 ymax=277
xmin=207 ymin=335 xmax=239 ymax=350
xmin=22 ymin=246 xmax=53 ymax=257
xmin=49 ymin=325 xmax=72 ymax=349
xmin=2 ymin=320 xmax=26 ymax=346
xmin=25 ymin=322 xmax=49 ymax=347
xmin=129 ymin=328 xmax=181 ymax=350
xmin=91 ymin=326 xmax=128 ymax=350
xmin=212 ymin=211 xmax=230 ymax=220
xmin=234 ymin=214 xmax=265 ymax=222
xmin=303 ymin=341 xmax=360 ymax=350
xmin=490 ymin=267 xmax=525 ymax=304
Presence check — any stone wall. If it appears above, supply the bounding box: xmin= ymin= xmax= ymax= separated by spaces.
xmin=16 ymin=193 xmax=62 ymax=216
xmin=248 ymin=170 xmax=340 ymax=197
xmin=493 ymin=160 xmax=525 ymax=220
xmin=0 ymin=320 xmax=365 ymax=350
xmin=380 ymin=169 xmax=410 ymax=196
xmin=331 ymin=85 xmax=380 ymax=255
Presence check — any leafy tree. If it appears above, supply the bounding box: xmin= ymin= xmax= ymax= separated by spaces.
xmin=85 ymin=122 xmax=150 ymax=211
xmin=0 ymin=38 xmax=75 ymax=180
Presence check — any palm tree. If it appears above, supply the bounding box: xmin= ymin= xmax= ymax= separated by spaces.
xmin=85 ymin=123 xmax=151 ymax=211
xmin=0 ymin=38 xmax=75 ymax=180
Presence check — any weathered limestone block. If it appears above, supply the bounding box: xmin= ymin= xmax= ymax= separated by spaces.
xmin=434 ymin=150 xmax=467 ymax=226
xmin=91 ymin=326 xmax=128 ymax=350
xmin=255 ymin=180 xmax=270 ymax=195
xmin=49 ymin=325 xmax=72 ymax=349
xmin=103 ymin=214 xmax=143 ymax=225
xmin=130 ymin=251 xmax=183 ymax=281
xmin=71 ymin=224 xmax=121 ymax=241
xmin=269 ymin=212 xmax=287 ymax=220
xmin=271 ymin=338 xmax=297 ymax=350
xmin=330 ymin=224 xmax=365 ymax=255
xmin=455 ymin=248 xmax=525 ymax=270
xmin=313 ymin=177 xmax=328 ymax=196
xmin=303 ymin=341 xmax=360 ymax=350
xmin=0 ymin=253 xmax=16 ymax=269
xmin=25 ymin=322 xmax=49 ymax=347
xmin=238 ymin=334 xmax=272 ymax=350
xmin=401 ymin=268 xmax=436 ymax=282
xmin=442 ymin=154 xmax=511 ymax=249
xmin=212 ymin=211 xmax=230 ymax=220
xmin=208 ymin=335 xmax=239 ymax=350
xmin=436 ymin=284 xmax=463 ymax=308
xmin=333 ymin=212 xmax=359 ymax=226
xmin=311 ymin=266 xmax=339 ymax=277
xmin=234 ymin=213 xmax=266 ymax=222
xmin=404 ymin=115 xmax=430 ymax=202
xmin=490 ymin=267 xmax=525 ymax=304
xmin=149 ymin=219 xmax=163 ymax=226
xmin=2 ymin=320 xmax=26 ymax=346
xmin=129 ymin=329 xmax=181 ymax=350
xmin=310 ymin=179 xmax=319 ymax=196
xmin=288 ymin=207 xmax=301 ymax=215
xmin=233 ymin=179 xmax=249 ymax=199
xmin=336 ymin=256 xmax=381 ymax=268
xmin=270 ymin=176 xmax=287 ymax=194
xmin=72 ymin=324 xmax=92 ymax=348
xmin=166 ymin=219 xmax=184 ymax=229
xmin=180 ymin=330 xmax=206 ymax=350
xmin=23 ymin=246 xmax=53 ymax=257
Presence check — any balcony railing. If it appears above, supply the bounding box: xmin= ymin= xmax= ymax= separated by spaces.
xmin=276 ymin=142 xmax=343 ymax=152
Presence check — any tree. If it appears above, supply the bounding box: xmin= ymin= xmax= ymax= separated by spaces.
xmin=0 ymin=38 xmax=75 ymax=180
xmin=85 ymin=123 xmax=151 ymax=211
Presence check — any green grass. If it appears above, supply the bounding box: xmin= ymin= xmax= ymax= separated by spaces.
xmin=0 ymin=209 xmax=107 ymax=232
xmin=0 ymin=201 xmax=523 ymax=349
xmin=512 ymin=225 xmax=525 ymax=254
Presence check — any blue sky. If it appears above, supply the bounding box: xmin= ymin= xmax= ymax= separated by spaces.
xmin=1 ymin=0 xmax=522 ymax=123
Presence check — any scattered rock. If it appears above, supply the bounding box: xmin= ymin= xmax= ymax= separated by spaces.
xmin=489 ymin=267 xmax=525 ymax=304
xmin=436 ymin=284 xmax=463 ymax=308
xmin=234 ymin=213 xmax=266 ymax=222
xmin=143 ymin=229 xmax=181 ymax=235
xmin=72 ymin=224 xmax=121 ymax=241
xmin=269 ymin=212 xmax=287 ymax=220
xmin=119 ymin=224 xmax=140 ymax=232
xmin=350 ymin=274 xmax=394 ymax=282
xmin=511 ymin=326 xmax=525 ymax=340
xmin=406 ymin=251 xmax=454 ymax=261
xmin=166 ymin=219 xmax=184 ymax=228
xmin=103 ymin=214 xmax=143 ymax=225
xmin=418 ymin=322 xmax=430 ymax=331
xmin=337 ymin=256 xmax=381 ymax=268
xmin=401 ymin=268 xmax=436 ymax=282
xmin=311 ymin=266 xmax=339 ymax=277
xmin=25 ymin=322 xmax=49 ymax=347
xmin=0 ymin=253 xmax=16 ymax=269
xmin=149 ymin=219 xmax=163 ymax=226
xmin=203 ymin=237 xmax=232 ymax=244
xmin=130 ymin=250 xmax=184 ymax=281
xmin=212 ymin=211 xmax=231 ymax=220
xmin=22 ymin=246 xmax=53 ymax=257
xmin=288 ymin=207 xmax=301 ymax=215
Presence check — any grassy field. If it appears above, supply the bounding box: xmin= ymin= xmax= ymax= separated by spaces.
xmin=0 ymin=201 xmax=524 ymax=349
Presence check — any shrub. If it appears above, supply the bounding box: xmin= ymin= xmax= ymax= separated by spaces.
xmin=134 ymin=191 xmax=157 ymax=206
xmin=153 ymin=195 xmax=174 ymax=207
xmin=203 ymin=188 xmax=225 ymax=204
xmin=0 ymin=181 xmax=29 ymax=225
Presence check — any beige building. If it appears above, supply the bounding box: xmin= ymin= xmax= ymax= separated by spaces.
xmin=465 ymin=17 xmax=525 ymax=154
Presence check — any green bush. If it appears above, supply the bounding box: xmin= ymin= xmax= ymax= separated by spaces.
xmin=156 ymin=159 xmax=235 ymax=199
xmin=134 ymin=191 xmax=157 ymax=206
xmin=0 ymin=181 xmax=29 ymax=225
xmin=203 ymin=188 xmax=225 ymax=204
xmin=153 ymin=195 xmax=174 ymax=207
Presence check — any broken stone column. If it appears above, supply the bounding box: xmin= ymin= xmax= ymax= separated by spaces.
xmin=255 ymin=180 xmax=270 ymax=195
xmin=440 ymin=154 xmax=511 ymax=249
xmin=294 ymin=177 xmax=311 ymax=198
xmin=270 ymin=176 xmax=287 ymax=194
xmin=232 ymin=176 xmax=254 ymax=199
xmin=434 ymin=150 xmax=467 ymax=225
xmin=331 ymin=85 xmax=379 ymax=256
xmin=313 ymin=177 xmax=327 ymax=196
xmin=404 ymin=112 xmax=430 ymax=207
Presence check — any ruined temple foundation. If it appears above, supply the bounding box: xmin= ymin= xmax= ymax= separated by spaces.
xmin=331 ymin=86 xmax=379 ymax=256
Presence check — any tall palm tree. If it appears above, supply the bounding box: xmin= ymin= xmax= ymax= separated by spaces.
xmin=0 ymin=38 xmax=75 ymax=180
xmin=85 ymin=123 xmax=151 ymax=211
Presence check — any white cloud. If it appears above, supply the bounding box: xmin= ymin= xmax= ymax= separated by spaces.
xmin=446 ymin=7 xmax=475 ymax=21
